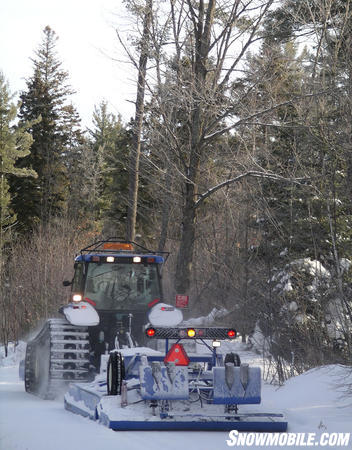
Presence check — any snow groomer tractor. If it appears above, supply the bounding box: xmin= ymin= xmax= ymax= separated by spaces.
xmin=22 ymin=238 xmax=287 ymax=432
xmin=23 ymin=238 xmax=168 ymax=399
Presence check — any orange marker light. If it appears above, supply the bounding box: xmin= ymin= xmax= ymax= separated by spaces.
xmin=187 ymin=328 xmax=196 ymax=338
xmin=227 ymin=329 xmax=236 ymax=338
xmin=103 ymin=242 xmax=133 ymax=251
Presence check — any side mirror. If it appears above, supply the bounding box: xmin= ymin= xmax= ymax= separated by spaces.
xmin=63 ymin=280 xmax=72 ymax=287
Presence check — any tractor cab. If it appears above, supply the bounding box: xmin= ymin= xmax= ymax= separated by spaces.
xmin=64 ymin=239 xmax=168 ymax=364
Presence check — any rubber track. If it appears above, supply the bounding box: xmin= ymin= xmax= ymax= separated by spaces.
xmin=25 ymin=318 xmax=91 ymax=399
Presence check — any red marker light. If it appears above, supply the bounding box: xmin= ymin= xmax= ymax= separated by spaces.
xmin=227 ymin=329 xmax=236 ymax=338
xmin=146 ymin=328 xmax=156 ymax=337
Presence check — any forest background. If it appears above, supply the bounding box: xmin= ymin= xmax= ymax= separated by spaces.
xmin=1 ymin=0 xmax=352 ymax=383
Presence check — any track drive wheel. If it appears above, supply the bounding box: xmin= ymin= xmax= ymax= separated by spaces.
xmin=24 ymin=336 xmax=52 ymax=398
xmin=107 ymin=351 xmax=125 ymax=395
xmin=224 ymin=352 xmax=241 ymax=367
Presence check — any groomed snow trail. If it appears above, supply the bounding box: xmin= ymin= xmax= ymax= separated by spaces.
xmin=0 ymin=364 xmax=239 ymax=450
xmin=1 ymin=342 xmax=352 ymax=450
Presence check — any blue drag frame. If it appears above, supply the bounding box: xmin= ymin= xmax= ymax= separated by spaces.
xmin=64 ymin=349 xmax=288 ymax=432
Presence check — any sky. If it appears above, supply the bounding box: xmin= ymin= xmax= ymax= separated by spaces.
xmin=0 ymin=0 xmax=137 ymax=128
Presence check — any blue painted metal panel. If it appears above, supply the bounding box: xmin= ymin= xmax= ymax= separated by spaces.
xmin=213 ymin=366 xmax=261 ymax=405
xmin=64 ymin=398 xmax=94 ymax=419
xmin=139 ymin=365 xmax=189 ymax=400
xmin=104 ymin=415 xmax=287 ymax=432
xmin=65 ymin=384 xmax=102 ymax=419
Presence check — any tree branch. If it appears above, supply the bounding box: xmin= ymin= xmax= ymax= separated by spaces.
xmin=195 ymin=170 xmax=310 ymax=209
xmin=203 ymin=90 xmax=330 ymax=142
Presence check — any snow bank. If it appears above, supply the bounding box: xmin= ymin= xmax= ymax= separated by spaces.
xmin=0 ymin=341 xmax=26 ymax=367
xmin=278 ymin=365 xmax=351 ymax=409
xmin=262 ymin=365 xmax=352 ymax=435
xmin=181 ymin=307 xmax=229 ymax=326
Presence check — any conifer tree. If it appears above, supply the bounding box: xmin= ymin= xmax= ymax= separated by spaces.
xmin=242 ymin=41 xmax=309 ymax=263
xmin=91 ymin=103 xmax=131 ymax=233
xmin=11 ymin=26 xmax=81 ymax=230
xmin=68 ymin=101 xmax=131 ymax=234
xmin=242 ymin=1 xmax=352 ymax=367
xmin=0 ymin=73 xmax=36 ymax=251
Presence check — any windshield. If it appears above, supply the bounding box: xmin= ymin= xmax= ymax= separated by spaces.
xmin=84 ymin=262 xmax=161 ymax=310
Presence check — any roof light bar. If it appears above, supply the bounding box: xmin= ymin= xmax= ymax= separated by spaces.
xmin=145 ymin=327 xmax=236 ymax=340
xmin=103 ymin=242 xmax=133 ymax=251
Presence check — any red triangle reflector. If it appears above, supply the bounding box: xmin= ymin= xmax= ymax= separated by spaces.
xmin=164 ymin=343 xmax=190 ymax=366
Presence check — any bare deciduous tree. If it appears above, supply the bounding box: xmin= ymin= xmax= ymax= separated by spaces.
xmin=124 ymin=0 xmax=153 ymax=242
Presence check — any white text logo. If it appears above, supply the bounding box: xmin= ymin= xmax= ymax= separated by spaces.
xmin=226 ymin=431 xmax=351 ymax=447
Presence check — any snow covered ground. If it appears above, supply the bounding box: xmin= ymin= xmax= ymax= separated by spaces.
xmin=1 ymin=341 xmax=351 ymax=450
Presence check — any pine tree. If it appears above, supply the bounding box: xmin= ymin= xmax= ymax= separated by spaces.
xmin=0 ymin=73 xmax=36 ymax=251
xmin=68 ymin=101 xmax=131 ymax=234
xmin=241 ymin=1 xmax=352 ymax=367
xmin=91 ymin=102 xmax=133 ymax=234
xmin=11 ymin=26 xmax=81 ymax=230
xmin=231 ymin=38 xmax=314 ymax=270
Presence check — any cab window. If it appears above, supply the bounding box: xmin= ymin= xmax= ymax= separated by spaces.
xmin=72 ymin=262 xmax=84 ymax=293
xmin=84 ymin=262 xmax=161 ymax=310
